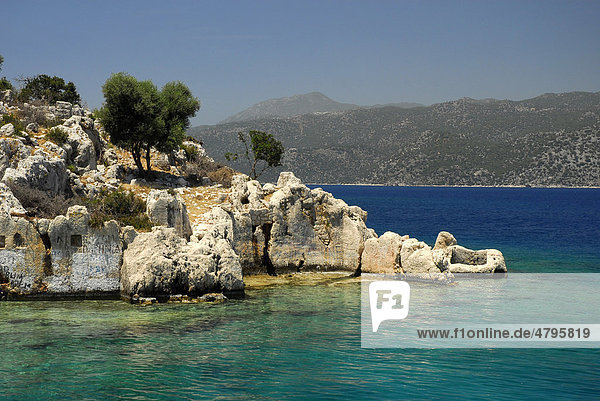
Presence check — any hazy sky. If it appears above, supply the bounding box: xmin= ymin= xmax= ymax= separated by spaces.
xmin=2 ymin=1 xmax=599 ymax=125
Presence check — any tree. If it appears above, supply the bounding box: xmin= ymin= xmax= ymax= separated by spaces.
xmin=99 ymin=73 xmax=200 ymax=176
xmin=225 ymin=130 xmax=284 ymax=179
xmin=19 ymin=74 xmax=80 ymax=104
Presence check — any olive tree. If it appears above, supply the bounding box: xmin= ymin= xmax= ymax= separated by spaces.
xmin=225 ymin=130 xmax=284 ymax=180
xmin=99 ymin=72 xmax=200 ymax=176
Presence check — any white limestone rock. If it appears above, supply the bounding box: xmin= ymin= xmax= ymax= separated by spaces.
xmin=120 ymin=226 xmax=243 ymax=299
xmin=2 ymin=153 xmax=69 ymax=195
xmin=0 ymin=123 xmax=15 ymax=136
xmin=46 ymin=206 xmax=122 ymax=293
xmin=400 ymin=238 xmax=439 ymax=273
xmin=361 ymin=231 xmax=409 ymax=274
xmin=146 ymin=189 xmax=193 ymax=239
xmin=0 ymin=183 xmax=27 ymax=215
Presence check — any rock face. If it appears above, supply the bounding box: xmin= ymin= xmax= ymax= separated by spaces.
xmin=120 ymin=226 xmax=243 ymax=300
xmin=0 ymin=212 xmax=48 ymax=296
xmin=146 ymin=189 xmax=193 ymax=239
xmin=0 ymin=182 xmax=27 ymax=215
xmin=60 ymin=116 xmax=104 ymax=171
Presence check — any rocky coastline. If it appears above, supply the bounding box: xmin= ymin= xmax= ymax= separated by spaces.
xmin=0 ymin=95 xmax=507 ymax=303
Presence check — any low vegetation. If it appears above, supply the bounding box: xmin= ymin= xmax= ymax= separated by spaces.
xmin=46 ymin=126 xmax=68 ymax=145
xmin=84 ymin=188 xmax=153 ymax=231
xmin=5 ymin=183 xmax=76 ymax=219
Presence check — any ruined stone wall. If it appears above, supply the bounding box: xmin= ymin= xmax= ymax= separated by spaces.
xmin=0 ymin=206 xmax=122 ymax=299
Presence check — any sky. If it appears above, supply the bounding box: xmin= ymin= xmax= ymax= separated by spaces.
xmin=2 ymin=0 xmax=600 ymax=125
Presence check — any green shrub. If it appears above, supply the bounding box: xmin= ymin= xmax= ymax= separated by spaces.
xmin=85 ymin=188 xmax=153 ymax=231
xmin=43 ymin=117 xmax=64 ymax=128
xmin=47 ymin=126 xmax=68 ymax=145
xmin=181 ymin=143 xmax=199 ymax=161
xmin=0 ymin=77 xmax=12 ymax=91
xmin=19 ymin=74 xmax=80 ymax=104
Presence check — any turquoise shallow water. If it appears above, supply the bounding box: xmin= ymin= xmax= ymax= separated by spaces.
xmin=1 ymin=186 xmax=599 ymax=399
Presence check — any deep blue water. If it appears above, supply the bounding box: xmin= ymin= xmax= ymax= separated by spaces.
xmin=1 ymin=186 xmax=599 ymax=400
xmin=315 ymin=186 xmax=600 ymax=273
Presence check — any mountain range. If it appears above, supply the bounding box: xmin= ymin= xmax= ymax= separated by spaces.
xmin=218 ymin=91 xmax=422 ymax=124
xmin=190 ymin=91 xmax=600 ymax=187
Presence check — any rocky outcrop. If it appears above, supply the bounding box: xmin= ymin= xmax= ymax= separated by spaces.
xmin=204 ymin=172 xmax=376 ymax=275
xmin=0 ymin=182 xmax=27 ymax=215
xmin=60 ymin=116 xmax=104 ymax=171
xmin=431 ymin=231 xmax=507 ymax=273
xmin=120 ymin=226 xmax=243 ymax=300
xmin=146 ymin=189 xmax=193 ymax=239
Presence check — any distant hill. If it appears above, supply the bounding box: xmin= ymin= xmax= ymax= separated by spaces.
xmin=219 ymin=92 xmax=359 ymax=124
xmin=190 ymin=91 xmax=600 ymax=187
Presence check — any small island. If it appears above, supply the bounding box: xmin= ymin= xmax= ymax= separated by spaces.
xmin=0 ymin=87 xmax=506 ymax=303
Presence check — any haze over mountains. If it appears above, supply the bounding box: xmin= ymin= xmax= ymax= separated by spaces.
xmin=218 ymin=92 xmax=422 ymax=124
xmin=190 ymin=91 xmax=600 ymax=187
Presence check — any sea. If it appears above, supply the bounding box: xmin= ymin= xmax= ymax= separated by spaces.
xmin=1 ymin=186 xmax=599 ymax=400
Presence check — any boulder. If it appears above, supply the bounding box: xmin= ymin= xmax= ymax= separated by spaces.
xmin=102 ymin=148 xmax=118 ymax=166
xmin=361 ymin=231 xmax=408 ymax=274
xmin=0 ymin=138 xmax=31 ymax=179
xmin=0 ymin=90 xmax=13 ymax=103
xmin=400 ymin=238 xmax=439 ymax=273
xmin=120 ymin=226 xmax=243 ymax=300
xmin=26 ymin=122 xmax=39 ymax=133
xmin=433 ymin=231 xmax=457 ymax=249
xmin=0 ymin=123 xmax=15 ymax=136
xmin=146 ymin=189 xmax=193 ymax=239
xmin=2 ymin=153 xmax=70 ymax=195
